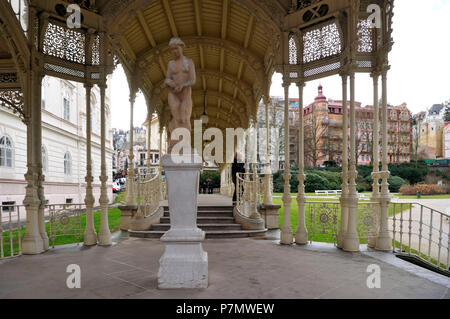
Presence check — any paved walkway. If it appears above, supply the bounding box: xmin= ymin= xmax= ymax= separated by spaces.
xmin=389 ymin=199 xmax=450 ymax=265
xmin=0 ymin=233 xmax=448 ymax=299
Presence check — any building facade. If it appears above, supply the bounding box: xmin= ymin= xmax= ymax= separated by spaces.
xmin=290 ymin=85 xmax=412 ymax=167
xmin=0 ymin=76 xmax=114 ymax=207
xmin=445 ymin=122 xmax=450 ymax=160
xmin=415 ymin=103 xmax=447 ymax=159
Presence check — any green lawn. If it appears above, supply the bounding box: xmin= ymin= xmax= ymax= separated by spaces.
xmin=114 ymin=191 xmax=126 ymax=203
xmin=1 ymin=208 xmax=122 ymax=258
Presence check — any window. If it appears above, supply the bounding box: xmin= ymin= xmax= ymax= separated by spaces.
xmin=63 ymin=89 xmax=70 ymax=121
xmin=66 ymin=198 xmax=73 ymax=204
xmin=64 ymin=152 xmax=72 ymax=175
xmin=41 ymin=77 xmax=47 ymax=109
xmin=0 ymin=135 xmax=14 ymax=168
xmin=2 ymin=201 xmax=15 ymax=213
xmin=42 ymin=145 xmax=47 ymax=173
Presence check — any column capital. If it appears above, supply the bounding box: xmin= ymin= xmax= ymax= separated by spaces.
xmin=295 ymin=81 xmax=305 ymax=88
xmin=370 ymin=71 xmax=381 ymax=79
xmin=339 ymin=70 xmax=349 ymax=79
xmin=84 ymin=82 xmax=93 ymax=90
xmin=282 ymin=81 xmax=291 ymax=89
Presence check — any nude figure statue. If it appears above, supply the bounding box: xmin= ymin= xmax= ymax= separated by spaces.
xmin=165 ymin=37 xmax=196 ymax=152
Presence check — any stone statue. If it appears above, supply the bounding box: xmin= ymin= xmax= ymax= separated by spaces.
xmin=165 ymin=37 xmax=196 ymax=152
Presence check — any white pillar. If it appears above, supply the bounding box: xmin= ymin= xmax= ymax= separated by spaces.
xmin=338 ymin=74 xmax=349 ymax=249
xmin=146 ymin=113 xmax=152 ymax=176
xmin=263 ymin=97 xmax=273 ymax=205
xmin=22 ymin=69 xmax=45 ymax=254
xmin=343 ymin=72 xmax=360 ymax=252
xmin=280 ymin=82 xmax=293 ymax=245
xmin=84 ymin=83 xmax=97 ymax=245
xmin=126 ymin=94 xmax=136 ymax=205
xmin=369 ymin=73 xmax=380 ymax=248
xmin=376 ymin=69 xmax=392 ymax=251
xmin=295 ymin=82 xmax=308 ymax=244
xmin=98 ymin=82 xmax=112 ymax=246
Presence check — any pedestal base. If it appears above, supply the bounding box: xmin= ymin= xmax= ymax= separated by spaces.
xmin=157 ymin=153 xmax=208 ymax=289
xmin=158 ymin=241 xmax=208 ymax=289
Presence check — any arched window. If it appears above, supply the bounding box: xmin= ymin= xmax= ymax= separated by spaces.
xmin=64 ymin=152 xmax=72 ymax=175
xmin=0 ymin=135 xmax=14 ymax=168
xmin=42 ymin=145 xmax=47 ymax=173
xmin=63 ymin=89 xmax=71 ymax=121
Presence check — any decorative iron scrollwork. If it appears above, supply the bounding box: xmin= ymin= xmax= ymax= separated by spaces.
xmin=48 ymin=204 xmax=83 ymax=248
xmin=43 ymin=22 xmax=86 ymax=64
xmin=357 ymin=19 xmax=374 ymax=53
xmin=303 ymin=22 xmax=342 ymax=63
xmin=0 ymin=73 xmax=18 ymax=83
xmin=0 ymin=89 xmax=24 ymax=118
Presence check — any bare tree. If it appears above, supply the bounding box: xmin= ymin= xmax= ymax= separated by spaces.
xmin=304 ymin=113 xmax=328 ymax=167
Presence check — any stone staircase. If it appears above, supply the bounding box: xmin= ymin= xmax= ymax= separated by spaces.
xmin=129 ymin=205 xmax=267 ymax=239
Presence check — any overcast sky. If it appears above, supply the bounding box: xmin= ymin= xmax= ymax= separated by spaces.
xmin=111 ymin=0 xmax=450 ymax=130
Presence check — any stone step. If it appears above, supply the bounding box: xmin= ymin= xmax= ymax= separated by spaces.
xmin=163 ymin=211 xmax=234 ymax=218
xmin=129 ymin=229 xmax=267 ymax=239
xmin=159 ymin=216 xmax=235 ymax=224
xmin=150 ymin=223 xmax=243 ymax=231
xmin=163 ymin=206 xmax=233 ymax=213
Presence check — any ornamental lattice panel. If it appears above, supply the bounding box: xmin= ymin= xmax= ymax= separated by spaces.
xmin=357 ymin=19 xmax=374 ymax=53
xmin=289 ymin=36 xmax=298 ymax=65
xmin=43 ymin=22 xmax=86 ymax=64
xmin=303 ymin=23 xmax=342 ymax=64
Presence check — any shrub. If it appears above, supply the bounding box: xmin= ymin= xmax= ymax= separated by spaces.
xmin=388 ymin=176 xmax=406 ymax=193
xmin=305 ymin=173 xmax=330 ymax=193
xmin=399 ymin=184 xmax=446 ymax=195
xmin=311 ymin=170 xmax=342 ymax=190
xmin=389 ymin=163 xmax=428 ymax=185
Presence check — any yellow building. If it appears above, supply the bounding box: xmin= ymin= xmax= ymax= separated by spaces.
xmin=417 ymin=104 xmax=446 ymax=159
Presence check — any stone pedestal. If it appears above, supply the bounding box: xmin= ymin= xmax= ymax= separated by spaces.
xmin=259 ymin=204 xmax=281 ymax=229
xmin=118 ymin=205 xmax=137 ymax=230
xmin=157 ymin=153 xmax=208 ymax=289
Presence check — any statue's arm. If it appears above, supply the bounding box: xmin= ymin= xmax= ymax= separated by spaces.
xmin=182 ymin=59 xmax=196 ymax=88
xmin=165 ymin=62 xmax=176 ymax=89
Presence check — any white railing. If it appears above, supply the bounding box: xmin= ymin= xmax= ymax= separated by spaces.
xmin=135 ymin=172 xmax=161 ymax=218
xmin=389 ymin=202 xmax=449 ymax=274
xmin=236 ymin=172 xmax=260 ymax=219
xmin=0 ymin=204 xmax=25 ymax=259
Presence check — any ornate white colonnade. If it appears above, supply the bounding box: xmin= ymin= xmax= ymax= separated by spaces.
xmin=0 ymin=0 xmax=396 ymax=255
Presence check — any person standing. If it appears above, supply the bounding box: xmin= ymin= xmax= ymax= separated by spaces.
xmin=232 ymin=152 xmax=245 ymax=205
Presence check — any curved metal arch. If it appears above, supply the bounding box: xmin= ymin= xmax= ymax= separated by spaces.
xmin=102 ymin=0 xmax=283 ymax=42
xmin=0 ymin=1 xmax=31 ymax=87
xmin=139 ymin=36 xmax=265 ymax=80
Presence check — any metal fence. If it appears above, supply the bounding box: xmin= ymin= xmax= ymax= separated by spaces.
xmin=0 ymin=204 xmax=25 ymax=259
xmin=389 ymin=202 xmax=449 ymax=274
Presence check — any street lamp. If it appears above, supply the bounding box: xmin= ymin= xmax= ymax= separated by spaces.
xmin=200 ymin=90 xmax=209 ymax=124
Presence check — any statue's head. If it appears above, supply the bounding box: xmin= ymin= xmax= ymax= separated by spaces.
xmin=169 ymin=37 xmax=185 ymax=59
